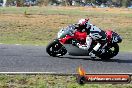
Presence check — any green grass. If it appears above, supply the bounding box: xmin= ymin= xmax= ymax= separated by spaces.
xmin=0 ymin=6 xmax=132 ymax=51
xmin=0 ymin=7 xmax=132 ymax=88
xmin=0 ymin=7 xmax=132 ymax=17
xmin=0 ymin=75 xmax=131 ymax=88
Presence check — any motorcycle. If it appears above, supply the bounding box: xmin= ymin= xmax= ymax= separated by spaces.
xmin=46 ymin=24 xmax=122 ymax=60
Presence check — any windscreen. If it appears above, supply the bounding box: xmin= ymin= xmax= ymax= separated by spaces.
xmin=57 ymin=25 xmax=76 ymax=38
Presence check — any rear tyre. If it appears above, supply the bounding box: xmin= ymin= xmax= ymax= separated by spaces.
xmin=46 ymin=40 xmax=67 ymax=57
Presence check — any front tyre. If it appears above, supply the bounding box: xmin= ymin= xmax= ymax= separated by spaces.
xmin=46 ymin=40 xmax=67 ymax=57
xmin=100 ymin=43 xmax=119 ymax=60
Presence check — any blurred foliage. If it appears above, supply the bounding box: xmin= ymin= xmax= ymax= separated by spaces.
xmin=0 ymin=0 xmax=131 ymax=7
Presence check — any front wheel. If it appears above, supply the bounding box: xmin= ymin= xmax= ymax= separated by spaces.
xmin=46 ymin=40 xmax=67 ymax=57
xmin=99 ymin=43 xmax=119 ymax=60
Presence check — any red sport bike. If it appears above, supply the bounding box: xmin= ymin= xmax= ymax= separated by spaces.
xmin=46 ymin=25 xmax=122 ymax=60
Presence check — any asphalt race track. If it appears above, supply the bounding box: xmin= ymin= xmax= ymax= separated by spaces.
xmin=0 ymin=44 xmax=132 ymax=74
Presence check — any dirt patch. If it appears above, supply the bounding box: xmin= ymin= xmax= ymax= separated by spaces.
xmin=0 ymin=7 xmax=131 ymax=51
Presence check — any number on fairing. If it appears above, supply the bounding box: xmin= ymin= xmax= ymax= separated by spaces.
xmin=90 ymin=33 xmax=102 ymax=39
xmin=112 ymin=37 xmax=118 ymax=43
xmin=90 ymin=26 xmax=101 ymax=32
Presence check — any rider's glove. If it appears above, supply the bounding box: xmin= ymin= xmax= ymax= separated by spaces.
xmin=72 ymin=40 xmax=79 ymax=47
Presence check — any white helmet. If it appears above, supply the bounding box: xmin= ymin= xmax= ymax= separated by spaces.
xmin=78 ymin=18 xmax=91 ymax=29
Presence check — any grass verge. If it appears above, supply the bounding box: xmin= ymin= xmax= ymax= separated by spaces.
xmin=0 ymin=6 xmax=132 ymax=51
xmin=0 ymin=75 xmax=131 ymax=88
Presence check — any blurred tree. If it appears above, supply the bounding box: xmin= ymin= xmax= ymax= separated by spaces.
xmin=64 ymin=0 xmax=72 ymax=6
xmin=50 ymin=0 xmax=58 ymax=4
xmin=16 ymin=0 xmax=24 ymax=6
xmin=111 ymin=0 xmax=121 ymax=7
xmin=0 ymin=0 xmax=2 ymax=3
xmin=110 ymin=0 xmax=132 ymax=7
xmin=1 ymin=0 xmax=131 ymax=7
xmin=121 ymin=0 xmax=132 ymax=7
xmin=97 ymin=0 xmax=107 ymax=3
xmin=37 ymin=0 xmax=50 ymax=6
xmin=128 ymin=0 xmax=132 ymax=6
xmin=5 ymin=0 xmax=24 ymax=6
xmin=7 ymin=0 xmax=15 ymax=4
xmin=84 ymin=0 xmax=96 ymax=3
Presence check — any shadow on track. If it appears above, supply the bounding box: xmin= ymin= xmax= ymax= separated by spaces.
xmin=58 ymin=56 xmax=132 ymax=64
xmin=103 ymin=59 xmax=132 ymax=64
xmin=59 ymin=56 xmax=102 ymax=61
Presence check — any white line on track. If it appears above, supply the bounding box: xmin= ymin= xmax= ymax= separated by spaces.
xmin=0 ymin=43 xmax=41 ymax=47
xmin=15 ymin=44 xmax=21 ymax=45
xmin=0 ymin=72 xmax=132 ymax=75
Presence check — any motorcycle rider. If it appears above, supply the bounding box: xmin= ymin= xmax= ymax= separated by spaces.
xmin=72 ymin=18 xmax=107 ymax=58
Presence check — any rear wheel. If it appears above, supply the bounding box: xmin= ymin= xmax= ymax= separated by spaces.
xmin=46 ymin=40 xmax=67 ymax=57
xmin=100 ymin=43 xmax=119 ymax=60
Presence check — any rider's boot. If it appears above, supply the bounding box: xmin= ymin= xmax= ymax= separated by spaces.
xmin=89 ymin=43 xmax=101 ymax=59
xmin=89 ymin=50 xmax=96 ymax=59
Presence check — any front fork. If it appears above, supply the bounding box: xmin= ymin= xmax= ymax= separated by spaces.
xmin=97 ymin=43 xmax=108 ymax=55
xmin=53 ymin=39 xmax=66 ymax=53
xmin=53 ymin=39 xmax=60 ymax=42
